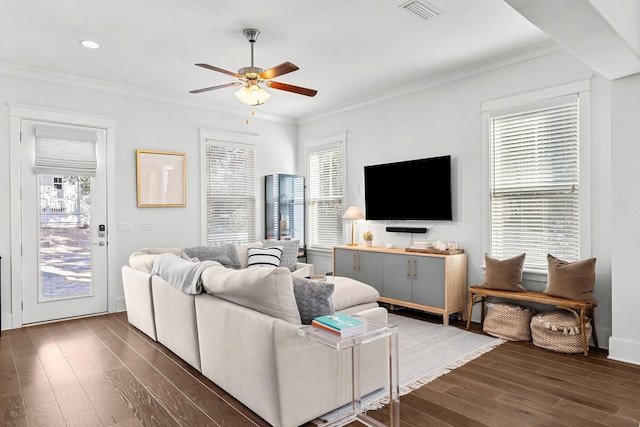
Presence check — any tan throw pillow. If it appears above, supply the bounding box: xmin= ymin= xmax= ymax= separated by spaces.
xmin=544 ymin=254 xmax=596 ymax=302
xmin=482 ymin=253 xmax=527 ymax=292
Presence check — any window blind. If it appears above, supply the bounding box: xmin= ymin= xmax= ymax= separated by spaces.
xmin=34 ymin=124 xmax=98 ymax=176
xmin=307 ymin=145 xmax=343 ymax=250
xmin=204 ymin=142 xmax=256 ymax=246
xmin=490 ymin=97 xmax=580 ymax=270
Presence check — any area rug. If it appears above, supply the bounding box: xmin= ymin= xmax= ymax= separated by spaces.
xmin=321 ymin=312 xmax=504 ymax=421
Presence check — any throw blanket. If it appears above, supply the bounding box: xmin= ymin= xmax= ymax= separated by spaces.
xmin=151 ymin=253 xmax=220 ymax=295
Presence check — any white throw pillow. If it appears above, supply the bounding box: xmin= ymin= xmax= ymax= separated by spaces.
xmin=247 ymin=246 xmax=283 ymax=268
xmin=235 ymin=241 xmax=264 ymax=268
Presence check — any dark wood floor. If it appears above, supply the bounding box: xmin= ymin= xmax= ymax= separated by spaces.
xmin=1 ymin=311 xmax=639 ymax=427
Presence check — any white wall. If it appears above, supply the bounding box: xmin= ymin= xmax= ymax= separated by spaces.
xmin=609 ymin=73 xmax=640 ymax=364
xmin=0 ymin=71 xmax=297 ymax=328
xmin=300 ymin=49 xmax=615 ymax=344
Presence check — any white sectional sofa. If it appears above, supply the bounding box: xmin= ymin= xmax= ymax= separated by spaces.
xmin=121 ymin=244 xmax=388 ymax=427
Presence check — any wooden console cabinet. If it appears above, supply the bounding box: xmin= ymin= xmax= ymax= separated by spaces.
xmin=333 ymin=245 xmax=467 ymax=325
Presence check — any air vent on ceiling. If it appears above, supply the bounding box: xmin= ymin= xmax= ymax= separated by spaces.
xmin=399 ymin=0 xmax=442 ymax=21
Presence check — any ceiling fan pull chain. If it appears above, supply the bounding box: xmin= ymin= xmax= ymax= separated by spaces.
xmin=245 ymin=106 xmax=256 ymax=125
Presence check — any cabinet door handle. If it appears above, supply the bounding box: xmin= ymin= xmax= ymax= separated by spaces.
xmin=406 ymin=257 xmax=411 ymax=278
xmin=413 ymin=258 xmax=417 ymax=279
xmin=352 ymin=253 xmax=356 ymax=271
xmin=357 ymin=253 xmax=361 ymax=272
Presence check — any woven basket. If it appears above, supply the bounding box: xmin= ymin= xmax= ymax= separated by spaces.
xmin=483 ymin=302 xmax=536 ymax=341
xmin=531 ymin=310 xmax=592 ymax=354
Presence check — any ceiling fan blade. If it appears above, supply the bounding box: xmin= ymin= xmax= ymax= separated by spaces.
xmin=266 ymin=81 xmax=317 ymax=97
xmin=195 ymin=63 xmax=240 ymax=78
xmin=260 ymin=62 xmax=299 ymax=80
xmin=189 ymin=82 xmax=242 ymax=94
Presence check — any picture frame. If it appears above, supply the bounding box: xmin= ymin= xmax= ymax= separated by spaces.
xmin=136 ymin=149 xmax=186 ymax=207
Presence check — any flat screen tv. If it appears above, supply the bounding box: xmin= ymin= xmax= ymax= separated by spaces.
xmin=364 ymin=155 xmax=452 ymax=221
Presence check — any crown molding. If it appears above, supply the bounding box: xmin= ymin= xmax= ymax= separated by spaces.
xmin=0 ymin=61 xmax=295 ymax=125
xmin=297 ymin=40 xmax=563 ymax=124
xmin=0 ymin=40 xmax=563 ymax=127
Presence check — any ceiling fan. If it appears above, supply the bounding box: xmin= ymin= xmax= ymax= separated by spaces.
xmin=190 ymin=29 xmax=317 ymax=106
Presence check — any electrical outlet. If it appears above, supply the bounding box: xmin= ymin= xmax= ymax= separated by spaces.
xmin=141 ymin=221 xmax=157 ymax=231
xmin=118 ymin=221 xmax=134 ymax=232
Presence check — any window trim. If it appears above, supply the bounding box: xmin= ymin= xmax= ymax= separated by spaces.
xmin=199 ymin=128 xmax=261 ymax=245
xmin=481 ymin=78 xmax=592 ymax=281
xmin=304 ymin=132 xmax=347 ymax=252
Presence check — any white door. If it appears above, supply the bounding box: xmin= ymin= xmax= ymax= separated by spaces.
xmin=20 ymin=120 xmax=108 ymax=324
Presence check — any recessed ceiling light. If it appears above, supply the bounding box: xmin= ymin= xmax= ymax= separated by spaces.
xmin=79 ymin=40 xmax=100 ymax=49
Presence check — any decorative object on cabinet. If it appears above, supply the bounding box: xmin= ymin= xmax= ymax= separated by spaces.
xmin=136 ymin=150 xmax=186 ymax=207
xmin=363 ymin=230 xmax=373 ymax=247
xmin=265 ymin=174 xmax=305 ymax=253
xmin=342 ymin=206 xmax=364 ymax=246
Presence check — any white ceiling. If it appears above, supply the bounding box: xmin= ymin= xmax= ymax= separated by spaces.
xmin=0 ymin=0 xmax=554 ymax=120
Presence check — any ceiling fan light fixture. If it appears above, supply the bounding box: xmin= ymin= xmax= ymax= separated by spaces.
xmin=235 ymin=83 xmax=271 ymax=106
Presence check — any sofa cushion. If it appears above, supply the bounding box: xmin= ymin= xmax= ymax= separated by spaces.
xmin=129 ymin=248 xmax=189 ymax=273
xmin=264 ymin=239 xmax=299 ymax=271
xmin=481 ymin=253 xmax=527 ymax=292
xmin=201 ymin=265 xmax=301 ymax=324
xmin=292 ymin=277 xmax=335 ymax=324
xmin=544 ymin=254 xmax=596 ymax=302
xmin=235 ymin=241 xmax=264 ymax=268
xmin=183 ymin=244 xmax=241 ymax=269
xmin=330 ymin=276 xmax=380 ymax=312
xmin=247 ymin=246 xmax=283 ymax=268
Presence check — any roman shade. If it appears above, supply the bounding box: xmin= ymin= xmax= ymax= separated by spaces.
xmin=34 ymin=124 xmax=98 ymax=176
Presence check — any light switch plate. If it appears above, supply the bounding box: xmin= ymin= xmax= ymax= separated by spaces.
xmin=142 ymin=221 xmax=157 ymax=231
xmin=118 ymin=221 xmax=134 ymax=232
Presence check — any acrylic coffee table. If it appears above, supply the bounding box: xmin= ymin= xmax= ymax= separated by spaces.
xmin=299 ymin=317 xmax=399 ymax=427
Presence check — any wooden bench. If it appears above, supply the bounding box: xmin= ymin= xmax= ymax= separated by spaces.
xmin=466 ymin=285 xmax=598 ymax=356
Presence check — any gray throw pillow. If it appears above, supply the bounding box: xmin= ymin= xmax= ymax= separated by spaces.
xmin=183 ymin=244 xmax=241 ymax=269
xmin=292 ymin=276 xmax=335 ymax=325
xmin=264 ymin=239 xmax=299 ymax=271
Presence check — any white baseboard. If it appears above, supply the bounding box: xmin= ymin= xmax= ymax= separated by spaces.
xmin=1 ymin=313 xmax=14 ymax=331
xmin=116 ymin=296 xmax=127 ymax=313
xmin=608 ymin=336 xmax=640 ymax=365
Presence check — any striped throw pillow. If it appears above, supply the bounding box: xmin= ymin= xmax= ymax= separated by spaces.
xmin=247 ymin=246 xmax=283 ymax=268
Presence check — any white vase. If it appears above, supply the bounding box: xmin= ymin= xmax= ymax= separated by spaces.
xmin=365 ymin=240 xmax=372 ymax=247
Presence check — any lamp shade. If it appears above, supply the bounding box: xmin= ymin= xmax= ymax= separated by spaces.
xmin=342 ymin=206 xmax=364 ymax=220
xmin=235 ymin=84 xmax=271 ymax=106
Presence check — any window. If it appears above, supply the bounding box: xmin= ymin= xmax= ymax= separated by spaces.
xmin=305 ymin=135 xmax=345 ymax=250
xmin=203 ymin=141 xmax=256 ymax=246
xmin=485 ymin=87 xmax=589 ymax=272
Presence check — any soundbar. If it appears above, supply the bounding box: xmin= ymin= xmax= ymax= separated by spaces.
xmin=385 ymin=226 xmax=427 ymax=234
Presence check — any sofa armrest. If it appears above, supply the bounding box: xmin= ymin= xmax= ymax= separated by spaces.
xmin=292 ymin=262 xmax=314 ymax=278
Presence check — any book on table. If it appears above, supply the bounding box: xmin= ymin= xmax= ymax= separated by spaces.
xmin=311 ymin=313 xmax=366 ymax=337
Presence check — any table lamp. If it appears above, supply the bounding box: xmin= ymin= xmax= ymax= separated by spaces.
xmin=342 ymin=206 xmax=364 ymax=246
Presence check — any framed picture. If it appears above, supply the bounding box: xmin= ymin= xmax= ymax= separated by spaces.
xmin=136 ymin=150 xmax=186 ymax=207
